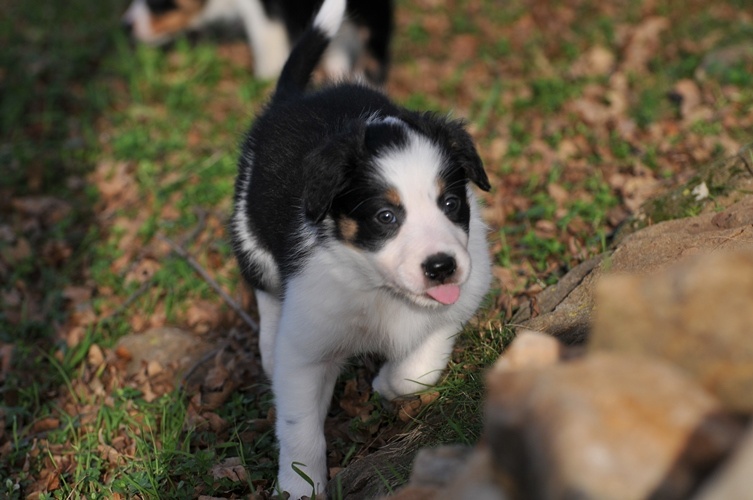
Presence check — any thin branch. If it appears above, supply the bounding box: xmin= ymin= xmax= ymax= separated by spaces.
xmin=99 ymin=280 xmax=153 ymax=323
xmin=160 ymin=235 xmax=260 ymax=333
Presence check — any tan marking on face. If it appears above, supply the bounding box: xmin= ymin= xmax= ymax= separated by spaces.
xmin=385 ymin=188 xmax=401 ymax=207
xmin=435 ymin=177 xmax=446 ymax=197
xmin=338 ymin=216 xmax=359 ymax=242
xmin=149 ymin=0 xmax=205 ymax=36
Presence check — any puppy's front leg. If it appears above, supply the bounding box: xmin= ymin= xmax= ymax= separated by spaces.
xmin=273 ymin=328 xmax=341 ymax=499
xmin=255 ymin=289 xmax=282 ymax=379
xmin=373 ymin=325 xmax=459 ymax=401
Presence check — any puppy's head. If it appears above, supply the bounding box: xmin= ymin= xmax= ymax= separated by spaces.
xmin=304 ymin=113 xmax=490 ymax=308
xmin=122 ymin=0 xmax=207 ymax=45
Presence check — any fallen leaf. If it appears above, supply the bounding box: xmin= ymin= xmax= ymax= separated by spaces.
xmin=32 ymin=418 xmax=60 ymax=434
xmin=210 ymin=456 xmax=247 ymax=482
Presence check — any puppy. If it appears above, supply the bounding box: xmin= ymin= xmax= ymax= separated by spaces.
xmin=230 ymin=0 xmax=491 ymax=496
xmin=121 ymin=0 xmax=392 ymax=83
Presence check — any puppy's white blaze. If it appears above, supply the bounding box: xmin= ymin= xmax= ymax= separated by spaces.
xmin=313 ymin=0 xmax=347 ymax=38
xmin=373 ymin=133 xmax=471 ymax=301
xmin=232 ymin=154 xmax=280 ymax=290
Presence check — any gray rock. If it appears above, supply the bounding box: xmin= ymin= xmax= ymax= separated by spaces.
xmin=485 ymin=352 xmax=742 ymax=500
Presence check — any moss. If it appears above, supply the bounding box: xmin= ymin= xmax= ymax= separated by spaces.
xmin=614 ymin=144 xmax=753 ymax=243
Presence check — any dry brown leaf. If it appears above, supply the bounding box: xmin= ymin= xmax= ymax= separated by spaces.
xmin=0 ymin=343 xmax=12 ymax=383
xmin=32 ymin=417 xmax=60 ymax=434
xmin=200 ymin=352 xmax=236 ymax=410
xmin=125 ymin=257 xmax=161 ymax=285
xmin=210 ymin=456 xmax=247 ymax=482
xmin=570 ymin=45 xmax=615 ymax=78
xmin=672 ymin=79 xmax=702 ymax=119
xmin=11 ymin=196 xmax=72 ymax=225
xmin=0 ymin=237 xmax=31 ymax=264
xmin=87 ymin=344 xmax=105 ymax=367
xmin=621 ymin=16 xmax=670 ymax=73
xmin=185 ymin=299 xmax=225 ymax=334
xmin=339 ymin=379 xmax=372 ymax=418
xmin=62 ymin=285 xmax=93 ymax=305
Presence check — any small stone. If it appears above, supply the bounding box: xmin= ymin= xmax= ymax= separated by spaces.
xmin=491 ymin=330 xmax=563 ymax=373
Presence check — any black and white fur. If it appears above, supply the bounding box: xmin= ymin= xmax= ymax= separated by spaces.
xmin=122 ymin=0 xmax=392 ymax=84
xmin=230 ymin=0 xmax=490 ymax=496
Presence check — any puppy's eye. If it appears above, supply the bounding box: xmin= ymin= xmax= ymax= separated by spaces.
xmin=442 ymin=195 xmax=461 ymax=215
xmin=375 ymin=209 xmax=397 ymax=224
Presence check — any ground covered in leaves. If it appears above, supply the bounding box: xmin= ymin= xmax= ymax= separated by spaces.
xmin=1 ymin=0 xmax=752 ymax=498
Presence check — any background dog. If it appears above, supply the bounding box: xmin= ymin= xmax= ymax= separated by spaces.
xmin=230 ymin=0 xmax=491 ymax=496
xmin=122 ymin=0 xmax=393 ymax=83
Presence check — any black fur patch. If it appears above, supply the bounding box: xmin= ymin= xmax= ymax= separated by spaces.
xmin=331 ymin=172 xmax=405 ymax=252
xmin=437 ymin=163 xmax=472 ymax=233
xmin=146 ymin=0 xmax=178 ymax=14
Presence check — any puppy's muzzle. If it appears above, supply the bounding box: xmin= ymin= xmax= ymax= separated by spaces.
xmin=422 ymin=252 xmax=457 ymax=284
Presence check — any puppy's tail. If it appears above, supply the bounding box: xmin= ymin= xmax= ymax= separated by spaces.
xmin=273 ymin=0 xmax=346 ymax=103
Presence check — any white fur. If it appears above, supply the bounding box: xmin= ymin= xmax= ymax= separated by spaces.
xmin=313 ymin=0 xmax=347 ymax=39
xmin=264 ymin=136 xmax=491 ymax=498
xmin=231 ymin=151 xmax=281 ymax=291
xmin=122 ymin=0 xmax=165 ymax=45
xmin=233 ymin=0 xmax=290 ymax=78
xmin=371 ymin=132 xmax=472 ymax=306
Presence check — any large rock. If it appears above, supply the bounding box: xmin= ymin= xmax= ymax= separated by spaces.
xmin=694 ymin=424 xmax=753 ymax=500
xmin=385 ymin=445 xmax=509 ymax=500
xmin=591 ymin=249 xmax=753 ymax=413
xmin=115 ymin=326 xmax=212 ymax=377
xmin=512 ymin=195 xmax=753 ymax=344
xmin=485 ymin=352 xmax=742 ymax=499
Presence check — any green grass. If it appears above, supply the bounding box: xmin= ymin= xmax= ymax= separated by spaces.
xmin=3 ymin=0 xmax=753 ymax=497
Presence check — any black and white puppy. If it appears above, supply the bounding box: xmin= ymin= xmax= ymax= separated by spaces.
xmin=230 ymin=0 xmax=490 ymax=496
xmin=122 ymin=0 xmax=392 ymax=83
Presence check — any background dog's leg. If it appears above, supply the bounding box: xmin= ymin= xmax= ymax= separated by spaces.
xmin=255 ymin=289 xmax=281 ymax=379
xmin=273 ymin=329 xmax=341 ymax=498
xmin=234 ymin=0 xmax=290 ymax=79
xmin=372 ymin=325 xmax=459 ymax=400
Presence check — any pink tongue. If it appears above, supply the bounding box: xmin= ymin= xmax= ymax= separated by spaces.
xmin=426 ymin=284 xmax=461 ymax=305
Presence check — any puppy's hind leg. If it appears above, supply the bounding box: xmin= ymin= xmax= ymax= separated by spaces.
xmin=255 ymin=289 xmax=281 ymax=380
xmin=373 ymin=325 xmax=459 ymax=401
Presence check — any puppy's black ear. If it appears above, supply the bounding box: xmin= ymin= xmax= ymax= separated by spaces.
xmin=401 ymin=111 xmax=491 ymax=192
xmin=445 ymin=120 xmax=491 ymax=192
xmin=302 ymin=123 xmax=366 ymax=222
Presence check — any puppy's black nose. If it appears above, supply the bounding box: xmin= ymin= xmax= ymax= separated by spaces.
xmin=422 ymin=253 xmax=456 ymax=283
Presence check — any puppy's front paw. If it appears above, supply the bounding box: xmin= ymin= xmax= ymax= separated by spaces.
xmin=371 ymin=373 xmax=398 ymax=401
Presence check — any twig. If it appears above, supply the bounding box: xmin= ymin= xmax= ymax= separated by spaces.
xmin=160 ymin=235 xmax=260 ymax=333
xmin=179 ymin=343 xmax=227 ymax=391
xmin=179 ymin=207 xmax=208 ymax=247
xmin=737 ymin=146 xmax=753 ymax=175
xmin=99 ymin=280 xmax=153 ymax=323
